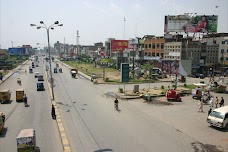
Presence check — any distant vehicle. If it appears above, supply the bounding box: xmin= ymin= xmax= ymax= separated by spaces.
xmin=37 ymin=82 xmax=45 ymax=91
xmin=207 ymin=106 xmax=228 ymax=129
xmin=54 ymin=68 xmax=58 ymax=73
xmin=193 ymin=73 xmax=205 ymax=79
xmin=37 ymin=75 xmax=44 ymax=81
xmin=34 ymin=72 xmax=39 ymax=78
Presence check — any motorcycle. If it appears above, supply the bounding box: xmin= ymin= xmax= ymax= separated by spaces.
xmin=17 ymin=79 xmax=21 ymax=85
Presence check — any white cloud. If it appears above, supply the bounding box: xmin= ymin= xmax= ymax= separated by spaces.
xmin=132 ymin=3 xmax=142 ymax=10
xmin=160 ymin=0 xmax=195 ymax=14
xmin=82 ymin=1 xmax=89 ymax=7
xmin=110 ymin=2 xmax=125 ymax=16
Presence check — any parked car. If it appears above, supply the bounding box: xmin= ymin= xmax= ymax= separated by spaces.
xmin=193 ymin=74 xmax=205 ymax=79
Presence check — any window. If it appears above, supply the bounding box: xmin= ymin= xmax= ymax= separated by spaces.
xmin=152 ymin=44 xmax=155 ymax=49
xmin=149 ymin=44 xmax=151 ymax=48
xmin=161 ymin=43 xmax=164 ymax=49
xmin=145 ymin=52 xmax=147 ymax=56
xmin=148 ymin=53 xmax=151 ymax=56
xmin=156 ymin=53 xmax=159 ymax=56
xmin=157 ymin=43 xmax=160 ymax=48
xmin=226 ymin=58 xmax=228 ymax=61
xmin=221 ymin=41 xmax=225 ymax=44
xmin=145 ymin=44 xmax=147 ymax=48
xmin=152 ymin=53 xmax=155 ymax=56
xmin=227 ymin=49 xmax=228 ymax=53
xmin=161 ymin=53 xmax=164 ymax=57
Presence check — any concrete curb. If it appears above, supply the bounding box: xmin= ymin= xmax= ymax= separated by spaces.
xmin=45 ymin=71 xmax=72 ymax=152
xmin=0 ymin=60 xmax=29 ymax=85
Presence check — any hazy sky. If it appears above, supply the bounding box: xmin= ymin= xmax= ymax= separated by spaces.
xmin=0 ymin=0 xmax=227 ymax=49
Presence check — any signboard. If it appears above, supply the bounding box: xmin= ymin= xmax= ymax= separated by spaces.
xmin=169 ymin=52 xmax=180 ymax=57
xmin=120 ymin=63 xmax=129 ymax=82
xmin=164 ymin=15 xmax=218 ymax=33
xmin=111 ymin=40 xmax=128 ymax=52
xmin=8 ymin=48 xmax=29 ymax=56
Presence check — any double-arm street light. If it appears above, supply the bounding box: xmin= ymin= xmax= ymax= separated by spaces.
xmin=30 ymin=21 xmax=63 ymax=100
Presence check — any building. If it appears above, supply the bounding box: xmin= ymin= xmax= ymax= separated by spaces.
xmin=164 ymin=42 xmax=182 ymax=60
xmin=202 ymin=33 xmax=228 ymax=65
xmin=105 ymin=38 xmax=115 ymax=57
xmin=144 ymin=36 xmax=165 ymax=59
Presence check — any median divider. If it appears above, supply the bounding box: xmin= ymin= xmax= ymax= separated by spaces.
xmin=45 ymin=71 xmax=72 ymax=152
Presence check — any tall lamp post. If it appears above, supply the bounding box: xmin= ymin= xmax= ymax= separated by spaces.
xmin=30 ymin=21 xmax=63 ymax=100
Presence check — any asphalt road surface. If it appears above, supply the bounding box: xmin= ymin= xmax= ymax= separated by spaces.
xmin=52 ymin=63 xmax=209 ymax=152
xmin=0 ymin=60 xmax=62 ymax=152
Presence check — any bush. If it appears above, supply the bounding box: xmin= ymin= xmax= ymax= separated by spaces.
xmin=119 ymin=88 xmax=124 ymax=93
xmin=161 ymin=85 xmax=164 ymax=89
xmin=200 ymin=81 xmax=204 ymax=84
xmin=168 ymin=85 xmax=170 ymax=89
xmin=184 ymin=83 xmax=187 ymax=87
xmin=172 ymin=85 xmax=176 ymax=88
xmin=160 ymin=91 xmax=165 ymax=95
xmin=105 ymin=78 xmax=109 ymax=82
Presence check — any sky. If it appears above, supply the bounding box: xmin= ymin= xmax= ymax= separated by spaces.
xmin=0 ymin=0 xmax=227 ymax=49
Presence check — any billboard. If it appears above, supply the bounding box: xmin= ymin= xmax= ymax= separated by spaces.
xmin=164 ymin=15 xmax=218 ymax=33
xmin=111 ymin=40 xmax=128 ymax=52
xmin=8 ymin=48 xmax=30 ymax=56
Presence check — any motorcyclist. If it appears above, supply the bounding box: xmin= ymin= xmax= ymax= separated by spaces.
xmin=114 ymin=98 xmax=119 ymax=109
xmin=17 ymin=77 xmax=21 ymax=84
xmin=23 ymin=94 xmax=28 ymax=105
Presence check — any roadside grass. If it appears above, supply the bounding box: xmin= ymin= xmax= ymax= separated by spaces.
xmin=64 ymin=61 xmax=118 ymax=77
xmin=182 ymin=84 xmax=196 ymax=89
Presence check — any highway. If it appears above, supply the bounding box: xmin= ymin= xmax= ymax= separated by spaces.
xmin=52 ymin=62 xmax=199 ymax=152
xmin=0 ymin=60 xmax=62 ymax=152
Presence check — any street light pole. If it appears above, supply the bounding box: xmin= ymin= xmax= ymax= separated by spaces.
xmin=47 ymin=29 xmax=55 ymax=100
xmin=30 ymin=21 xmax=63 ymax=100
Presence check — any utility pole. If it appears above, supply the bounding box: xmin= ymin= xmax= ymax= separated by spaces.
xmin=77 ymin=30 xmax=80 ymax=55
xmin=123 ymin=17 xmax=126 ymax=39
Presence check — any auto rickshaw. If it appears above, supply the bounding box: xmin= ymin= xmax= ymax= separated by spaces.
xmin=17 ymin=77 xmax=21 ymax=85
xmin=59 ymin=68 xmax=62 ymax=73
xmin=16 ymin=89 xmax=24 ymax=102
xmin=17 ymin=129 xmax=36 ymax=152
xmin=0 ymin=90 xmax=11 ymax=104
xmin=166 ymin=89 xmax=181 ymax=102
xmin=70 ymin=69 xmax=77 ymax=78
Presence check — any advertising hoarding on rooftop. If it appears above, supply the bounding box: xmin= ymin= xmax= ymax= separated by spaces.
xmin=164 ymin=15 xmax=218 ymax=33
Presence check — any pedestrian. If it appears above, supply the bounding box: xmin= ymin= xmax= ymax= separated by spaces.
xmin=209 ymin=96 xmax=214 ymax=108
xmin=51 ymin=105 xmax=56 ymax=119
xmin=219 ymin=97 xmax=224 ymax=107
xmin=208 ymin=108 xmax=212 ymax=116
xmin=198 ymin=100 xmax=203 ymax=112
xmin=215 ymin=97 xmax=219 ymax=108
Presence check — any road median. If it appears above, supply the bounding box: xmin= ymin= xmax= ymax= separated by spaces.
xmin=45 ymin=70 xmax=72 ymax=152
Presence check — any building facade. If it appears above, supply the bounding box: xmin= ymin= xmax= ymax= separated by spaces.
xmin=144 ymin=36 xmax=165 ymax=58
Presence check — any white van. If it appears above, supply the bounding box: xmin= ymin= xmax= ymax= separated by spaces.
xmin=207 ymin=106 xmax=228 ymax=129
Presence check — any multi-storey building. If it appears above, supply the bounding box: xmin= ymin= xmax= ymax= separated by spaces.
xmin=144 ymin=36 xmax=165 ymax=59
xmin=164 ymin=42 xmax=182 ymax=60
xmin=202 ymin=33 xmax=228 ymax=65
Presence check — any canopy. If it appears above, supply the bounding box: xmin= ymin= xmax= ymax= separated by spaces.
xmin=193 ymin=83 xmax=207 ymax=86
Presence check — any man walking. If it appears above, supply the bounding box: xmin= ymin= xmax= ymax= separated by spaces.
xmin=219 ymin=97 xmax=224 ymax=107
xmin=215 ymin=97 xmax=219 ymax=108
xmin=198 ymin=100 xmax=203 ymax=112
xmin=51 ymin=105 xmax=56 ymax=119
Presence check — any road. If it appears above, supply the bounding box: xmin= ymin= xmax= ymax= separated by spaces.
xmin=0 ymin=60 xmax=62 ymax=152
xmin=52 ymin=63 xmax=216 ymax=152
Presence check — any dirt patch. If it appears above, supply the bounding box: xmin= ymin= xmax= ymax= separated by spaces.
xmin=191 ymin=142 xmax=224 ymax=152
